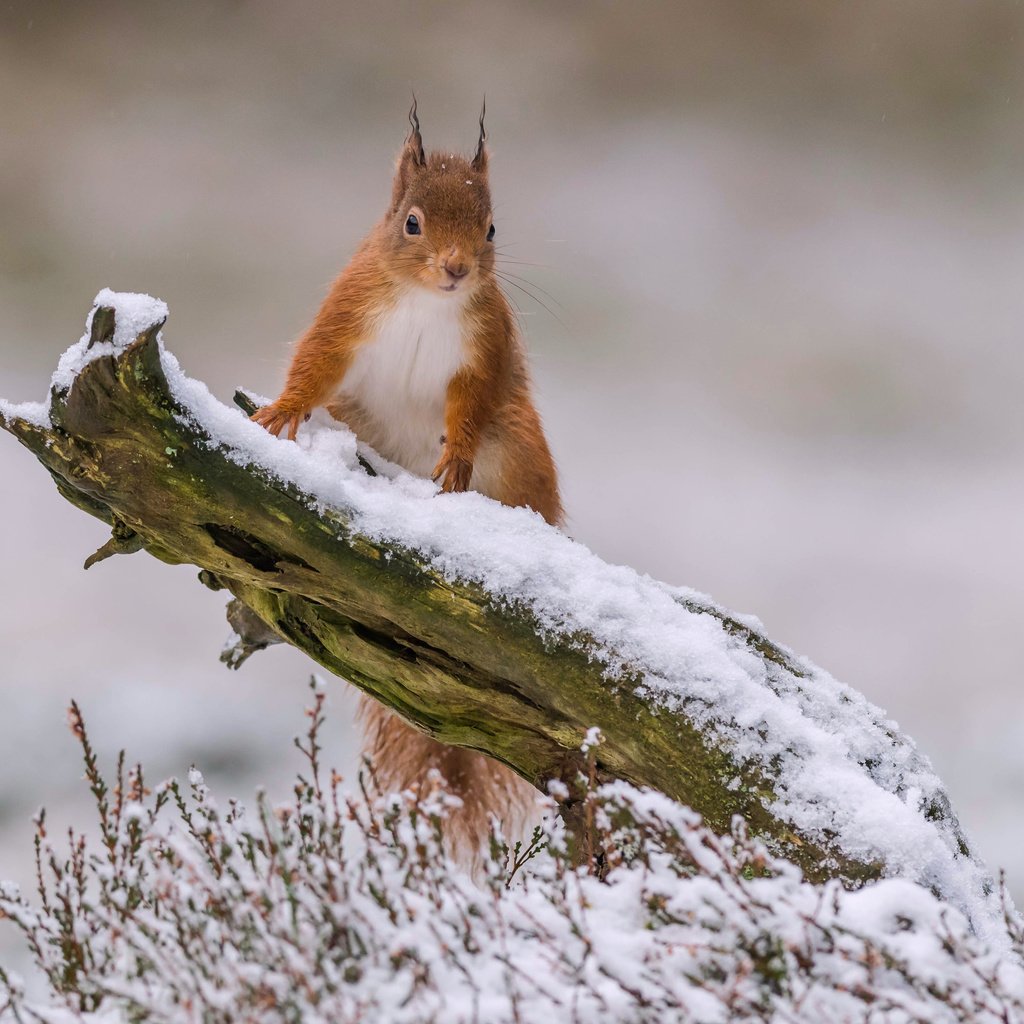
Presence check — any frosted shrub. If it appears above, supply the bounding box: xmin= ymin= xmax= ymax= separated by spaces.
xmin=2 ymin=689 xmax=1024 ymax=1023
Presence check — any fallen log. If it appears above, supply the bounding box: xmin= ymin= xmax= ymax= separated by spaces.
xmin=0 ymin=291 xmax=999 ymax=933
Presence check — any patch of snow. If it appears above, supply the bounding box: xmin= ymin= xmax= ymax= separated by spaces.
xmin=0 ymin=398 xmax=49 ymax=428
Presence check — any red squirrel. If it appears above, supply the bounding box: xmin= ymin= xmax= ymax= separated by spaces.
xmin=253 ymin=103 xmax=562 ymax=857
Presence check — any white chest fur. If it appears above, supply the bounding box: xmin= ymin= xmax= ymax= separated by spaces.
xmin=339 ymin=289 xmax=468 ymax=475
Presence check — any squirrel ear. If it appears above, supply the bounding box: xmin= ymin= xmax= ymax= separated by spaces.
xmin=393 ymin=97 xmax=426 ymax=208
xmin=471 ymin=98 xmax=487 ymax=173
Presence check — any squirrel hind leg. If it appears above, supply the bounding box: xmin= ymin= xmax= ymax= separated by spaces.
xmin=357 ymin=696 xmax=535 ymax=868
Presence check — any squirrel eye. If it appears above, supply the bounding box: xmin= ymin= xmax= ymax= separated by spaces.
xmin=486 ymin=223 xmax=495 ymax=242
xmin=405 ymin=214 xmax=421 ymax=236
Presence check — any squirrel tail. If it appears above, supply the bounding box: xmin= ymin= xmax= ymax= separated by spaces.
xmin=357 ymin=695 xmax=535 ymax=867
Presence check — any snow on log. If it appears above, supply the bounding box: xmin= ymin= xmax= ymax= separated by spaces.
xmin=0 ymin=291 xmax=1004 ymax=937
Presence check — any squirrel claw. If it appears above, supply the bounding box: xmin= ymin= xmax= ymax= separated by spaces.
xmin=251 ymin=404 xmax=305 ymax=441
xmin=432 ymin=450 xmax=473 ymax=493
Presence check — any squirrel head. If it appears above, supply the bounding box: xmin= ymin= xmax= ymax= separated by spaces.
xmin=384 ymin=100 xmax=495 ymax=297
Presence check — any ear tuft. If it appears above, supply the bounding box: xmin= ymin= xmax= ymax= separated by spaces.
xmin=392 ymin=96 xmax=427 ymax=209
xmin=406 ymin=95 xmax=426 ymax=167
xmin=471 ymin=97 xmax=488 ymax=173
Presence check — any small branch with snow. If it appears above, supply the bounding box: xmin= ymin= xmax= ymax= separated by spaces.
xmin=0 ymin=292 xmax=1003 ymax=936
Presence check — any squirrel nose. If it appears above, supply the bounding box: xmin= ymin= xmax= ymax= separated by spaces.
xmin=443 ymin=260 xmax=469 ymax=279
xmin=442 ymin=248 xmax=470 ymax=279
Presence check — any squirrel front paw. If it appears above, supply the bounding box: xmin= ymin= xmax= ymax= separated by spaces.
xmin=431 ymin=447 xmax=473 ymax=493
xmin=251 ymin=402 xmax=310 ymax=441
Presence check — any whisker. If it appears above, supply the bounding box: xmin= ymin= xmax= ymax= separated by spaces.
xmin=492 ymin=269 xmax=564 ymax=309
xmin=493 ymin=272 xmax=566 ymax=328
xmin=496 ymin=284 xmax=530 ymax=328
xmin=493 ymin=257 xmax=551 ymax=270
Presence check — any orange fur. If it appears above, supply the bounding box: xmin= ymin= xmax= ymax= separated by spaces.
xmin=255 ymin=107 xmax=562 ymax=856
xmin=358 ymin=700 xmax=537 ymax=868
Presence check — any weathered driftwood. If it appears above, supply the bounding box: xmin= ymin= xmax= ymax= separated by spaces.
xmin=0 ymin=303 xmax=977 ymax=893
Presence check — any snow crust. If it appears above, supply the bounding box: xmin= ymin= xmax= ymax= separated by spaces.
xmin=10 ymin=291 xmax=1008 ymax=940
xmin=0 ymin=397 xmax=49 ymax=429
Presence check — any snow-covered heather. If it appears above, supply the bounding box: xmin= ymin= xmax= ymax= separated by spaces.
xmin=1 ymin=291 xmax=1006 ymax=941
xmin=2 ymin=704 xmax=1023 ymax=1024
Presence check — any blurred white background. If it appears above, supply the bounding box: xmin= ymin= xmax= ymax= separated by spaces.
xmin=2 ymin=0 xmax=1023 ymax=975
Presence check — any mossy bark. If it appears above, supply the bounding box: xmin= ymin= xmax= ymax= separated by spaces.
xmin=0 ymin=305 xmax=971 ymax=890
